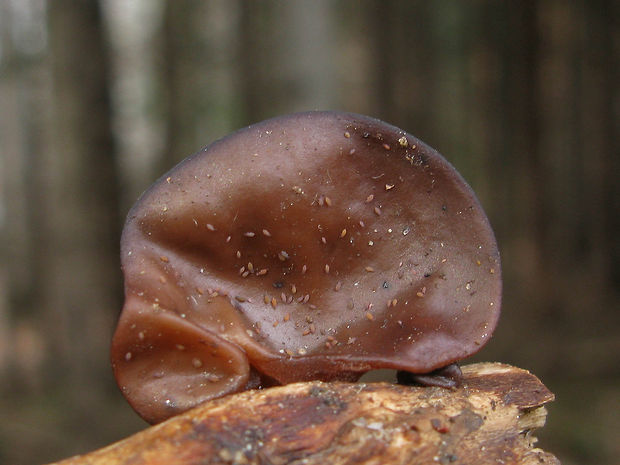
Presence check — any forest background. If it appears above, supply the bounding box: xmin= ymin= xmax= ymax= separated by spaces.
xmin=0 ymin=1 xmax=618 ymax=464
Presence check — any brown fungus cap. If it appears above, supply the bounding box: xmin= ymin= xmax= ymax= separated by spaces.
xmin=111 ymin=111 xmax=502 ymax=423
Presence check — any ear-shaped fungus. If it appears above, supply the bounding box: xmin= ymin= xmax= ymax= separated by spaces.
xmin=111 ymin=111 xmax=502 ymax=423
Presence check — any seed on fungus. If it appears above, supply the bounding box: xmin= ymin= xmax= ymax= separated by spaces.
xmin=264 ymin=295 xmax=270 ymax=305
xmin=302 ymin=264 xmax=307 ymax=274
xmin=340 ymin=228 xmax=347 ymax=238
xmin=383 ymin=143 xmax=391 ymax=150
xmin=398 ymin=136 xmax=408 ymax=147
xmin=278 ymin=250 xmax=289 ymax=261
xmin=321 ymin=236 xmax=327 ymax=244
xmin=271 ymin=297 xmax=277 ymax=309
xmin=238 ymin=266 xmax=245 ymax=275
xmin=262 ymin=229 xmax=271 ymax=237
xmin=247 ymin=262 xmax=254 ymax=272
xmin=235 ymin=296 xmax=246 ymax=302
xmin=125 ymin=352 xmax=132 ymax=361
xmin=256 ymin=268 xmax=268 ymax=276
xmin=318 ymin=195 xmax=325 ymax=206
xmin=344 ymin=131 xmax=351 ymax=138
xmin=365 ymin=266 xmax=375 ymax=272
xmin=366 ymin=312 xmax=375 ymax=321
xmin=416 ymin=287 xmax=426 ymax=297
xmin=236 ymin=250 xmax=241 ymax=259
xmin=281 ymin=292 xmax=287 ymax=303
xmin=192 ymin=358 xmax=203 ymax=369
xmin=226 ymin=235 xmax=231 ymax=243
xmin=385 ymin=184 xmax=395 ymax=191
xmin=374 ymin=206 xmax=382 ymax=216
xmin=159 ymin=276 xmax=166 ymax=284
xmin=365 ymin=194 xmax=374 ymax=203
xmin=160 ymin=256 xmax=169 ymax=263
xmin=325 ymin=196 xmax=332 ymax=206
xmin=324 ymin=264 xmax=330 ymax=274
xmin=206 ymin=223 xmax=216 ymax=231
xmin=303 ymin=294 xmax=310 ymax=303
xmin=298 ymin=348 xmax=307 ymax=355
xmin=283 ymin=313 xmax=290 ymax=322
xmin=490 ymin=268 xmax=495 ymax=274
xmin=392 ymin=298 xmax=398 ymax=307
xmin=334 ymin=281 xmax=342 ymax=291
xmin=291 ymin=284 xmax=297 ymax=294
xmin=244 ymin=231 xmax=255 ymax=237
xmin=273 ymin=321 xmax=279 ymax=327
xmin=241 ymin=271 xmax=250 ymax=278
xmin=166 ymin=176 xmax=172 ymax=183
xmin=285 ymin=349 xmax=294 ymax=357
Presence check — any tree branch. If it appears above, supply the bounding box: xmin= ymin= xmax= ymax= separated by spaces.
xmin=50 ymin=363 xmax=559 ymax=465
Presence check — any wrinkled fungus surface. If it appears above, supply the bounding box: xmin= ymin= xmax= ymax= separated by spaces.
xmin=111 ymin=111 xmax=502 ymax=423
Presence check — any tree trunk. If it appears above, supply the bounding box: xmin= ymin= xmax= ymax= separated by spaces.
xmin=45 ymin=0 xmax=121 ymax=401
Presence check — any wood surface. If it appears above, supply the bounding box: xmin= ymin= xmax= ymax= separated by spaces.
xmin=50 ymin=363 xmax=559 ymax=465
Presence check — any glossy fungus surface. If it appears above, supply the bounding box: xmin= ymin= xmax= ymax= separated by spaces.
xmin=111 ymin=111 xmax=502 ymax=423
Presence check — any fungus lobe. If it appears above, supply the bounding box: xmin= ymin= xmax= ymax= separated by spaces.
xmin=111 ymin=111 xmax=502 ymax=423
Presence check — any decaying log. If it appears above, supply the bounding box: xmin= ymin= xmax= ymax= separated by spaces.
xmin=50 ymin=363 xmax=559 ymax=465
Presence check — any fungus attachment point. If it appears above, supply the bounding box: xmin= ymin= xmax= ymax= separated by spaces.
xmin=396 ymin=363 xmax=463 ymax=389
xmin=112 ymin=111 xmax=502 ymax=423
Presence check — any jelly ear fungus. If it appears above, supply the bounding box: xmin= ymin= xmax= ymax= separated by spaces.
xmin=111 ymin=111 xmax=502 ymax=424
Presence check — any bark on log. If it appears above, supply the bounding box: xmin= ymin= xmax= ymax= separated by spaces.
xmin=50 ymin=363 xmax=559 ymax=465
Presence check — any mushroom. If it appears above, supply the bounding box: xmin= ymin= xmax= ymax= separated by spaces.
xmin=111 ymin=111 xmax=502 ymax=424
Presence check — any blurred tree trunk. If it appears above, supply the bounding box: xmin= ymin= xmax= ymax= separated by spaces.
xmin=0 ymin=0 xmax=50 ymax=391
xmin=45 ymin=0 xmax=121 ymax=404
xmin=159 ymin=1 xmax=239 ymax=171
xmin=366 ymin=1 xmax=435 ymax=138
xmin=237 ymin=0 xmax=337 ymax=123
xmin=160 ymin=0 xmax=204 ymax=169
xmin=237 ymin=0 xmax=271 ymax=124
xmin=579 ymin=0 xmax=618 ymax=289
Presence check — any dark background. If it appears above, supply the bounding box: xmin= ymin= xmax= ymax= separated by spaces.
xmin=1 ymin=1 xmax=618 ymax=464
